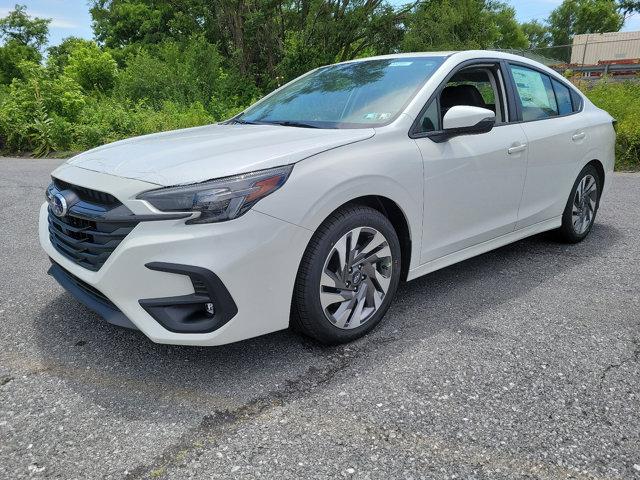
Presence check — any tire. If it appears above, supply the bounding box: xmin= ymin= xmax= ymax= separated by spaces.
xmin=293 ymin=205 xmax=402 ymax=344
xmin=556 ymin=164 xmax=602 ymax=243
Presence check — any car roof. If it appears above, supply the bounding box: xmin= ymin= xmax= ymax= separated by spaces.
xmin=339 ymin=50 xmax=533 ymax=63
xmin=333 ymin=50 xmax=563 ymax=82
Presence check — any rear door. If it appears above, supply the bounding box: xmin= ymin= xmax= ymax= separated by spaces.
xmin=411 ymin=60 xmax=528 ymax=264
xmin=506 ymin=63 xmax=590 ymax=228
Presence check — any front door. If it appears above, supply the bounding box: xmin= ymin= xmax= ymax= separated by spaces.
xmin=411 ymin=62 xmax=528 ymax=264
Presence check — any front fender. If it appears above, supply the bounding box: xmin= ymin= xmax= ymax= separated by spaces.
xmin=254 ymin=132 xmax=424 ymax=271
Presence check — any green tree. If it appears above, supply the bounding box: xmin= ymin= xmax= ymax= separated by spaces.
xmin=618 ymin=0 xmax=640 ymax=13
xmin=47 ymin=37 xmax=97 ymax=74
xmin=0 ymin=4 xmax=50 ymax=49
xmin=116 ymin=35 xmax=257 ymax=113
xmin=547 ymin=0 xmax=624 ymax=48
xmin=402 ymin=0 xmax=527 ymax=51
xmin=0 ymin=5 xmax=50 ymax=83
xmin=89 ymin=0 xmax=407 ymax=89
xmin=64 ymin=42 xmax=118 ymax=92
xmin=521 ymin=20 xmax=551 ymax=49
xmin=0 ymin=39 xmax=40 ymax=83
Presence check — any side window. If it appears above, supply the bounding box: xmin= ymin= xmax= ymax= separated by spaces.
xmin=414 ymin=64 xmax=506 ymax=134
xmin=509 ymin=65 xmax=558 ymax=121
xmin=416 ymin=99 xmax=439 ymax=133
xmin=552 ymin=79 xmax=572 ymax=115
xmin=439 ymin=67 xmax=505 ymax=123
xmin=570 ymin=89 xmax=583 ymax=111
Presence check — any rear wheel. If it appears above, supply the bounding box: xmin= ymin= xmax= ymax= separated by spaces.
xmin=557 ymin=164 xmax=601 ymax=243
xmin=293 ymin=206 xmax=401 ymax=344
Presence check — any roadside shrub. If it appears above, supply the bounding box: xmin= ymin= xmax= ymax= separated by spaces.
xmin=582 ymin=80 xmax=640 ymax=170
xmin=69 ymin=97 xmax=216 ymax=150
xmin=0 ymin=61 xmax=85 ymax=152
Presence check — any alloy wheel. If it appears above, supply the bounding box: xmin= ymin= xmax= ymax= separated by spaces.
xmin=572 ymin=174 xmax=598 ymax=235
xmin=319 ymin=227 xmax=393 ymax=329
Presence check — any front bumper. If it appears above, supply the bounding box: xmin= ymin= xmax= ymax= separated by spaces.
xmin=39 ymin=186 xmax=312 ymax=346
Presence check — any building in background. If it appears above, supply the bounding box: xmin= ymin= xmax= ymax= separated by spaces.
xmin=571 ymin=31 xmax=640 ymax=65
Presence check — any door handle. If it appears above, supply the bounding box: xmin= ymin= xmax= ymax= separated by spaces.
xmin=572 ymin=132 xmax=586 ymax=141
xmin=507 ymin=144 xmax=527 ymax=155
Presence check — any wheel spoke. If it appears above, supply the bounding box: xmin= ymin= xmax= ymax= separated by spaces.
xmin=350 ymin=285 xmax=368 ymax=327
xmin=374 ymin=268 xmax=391 ymax=292
xmin=333 ymin=235 xmax=349 ymax=275
xmin=321 ymin=268 xmax=344 ymax=289
xmin=584 ymin=179 xmax=596 ymax=197
xmin=332 ymin=295 xmax=357 ymax=328
xmin=320 ymin=289 xmax=354 ymax=310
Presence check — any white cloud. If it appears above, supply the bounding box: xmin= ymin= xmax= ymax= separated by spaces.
xmin=0 ymin=7 xmax=78 ymax=29
xmin=49 ymin=18 xmax=78 ymax=29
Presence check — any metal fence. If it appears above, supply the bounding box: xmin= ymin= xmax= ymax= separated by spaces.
xmin=497 ymin=35 xmax=640 ymax=80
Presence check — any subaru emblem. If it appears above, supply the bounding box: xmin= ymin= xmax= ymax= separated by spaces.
xmin=51 ymin=192 xmax=68 ymax=217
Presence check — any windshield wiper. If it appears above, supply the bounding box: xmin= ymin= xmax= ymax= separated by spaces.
xmin=262 ymin=120 xmax=320 ymax=129
xmin=227 ymin=118 xmax=260 ymax=125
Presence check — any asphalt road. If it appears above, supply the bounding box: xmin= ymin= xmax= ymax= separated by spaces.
xmin=1 ymin=157 xmax=639 ymax=480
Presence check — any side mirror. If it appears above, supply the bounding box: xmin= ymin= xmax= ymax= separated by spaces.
xmin=432 ymin=105 xmax=496 ymax=143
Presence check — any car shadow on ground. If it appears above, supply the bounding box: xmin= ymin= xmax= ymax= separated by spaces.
xmin=30 ymin=223 xmax=621 ymax=419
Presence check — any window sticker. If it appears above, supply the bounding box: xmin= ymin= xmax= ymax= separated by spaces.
xmin=363 ymin=112 xmax=392 ymax=121
xmin=511 ymin=67 xmax=549 ymax=108
xmin=389 ymin=61 xmax=413 ymax=67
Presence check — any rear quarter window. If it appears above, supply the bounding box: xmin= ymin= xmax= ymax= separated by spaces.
xmin=552 ymin=79 xmax=573 ymax=115
xmin=570 ymin=89 xmax=583 ymax=111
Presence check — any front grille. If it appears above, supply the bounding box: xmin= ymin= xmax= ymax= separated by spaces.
xmin=48 ymin=180 xmax=139 ymax=271
xmin=53 ymin=178 xmax=119 ymax=205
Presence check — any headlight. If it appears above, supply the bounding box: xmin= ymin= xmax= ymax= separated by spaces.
xmin=137 ymin=165 xmax=293 ymax=224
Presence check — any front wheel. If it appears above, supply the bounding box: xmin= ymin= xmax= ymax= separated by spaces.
xmin=293 ymin=206 xmax=401 ymax=344
xmin=557 ymin=164 xmax=601 ymax=243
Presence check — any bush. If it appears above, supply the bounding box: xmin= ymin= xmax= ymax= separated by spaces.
xmin=64 ymin=42 xmax=118 ymax=92
xmin=0 ymin=39 xmax=41 ymax=84
xmin=0 ymin=37 xmax=250 ymax=156
xmin=116 ymin=36 xmax=258 ymax=113
xmin=581 ymin=80 xmax=640 ymax=170
xmin=0 ymin=61 xmax=85 ymax=153
xmin=69 ymin=97 xmax=216 ymax=150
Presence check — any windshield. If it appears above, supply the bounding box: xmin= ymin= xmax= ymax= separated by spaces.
xmin=237 ymin=57 xmax=445 ymax=129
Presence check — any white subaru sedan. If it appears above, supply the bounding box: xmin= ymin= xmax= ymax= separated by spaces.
xmin=40 ymin=51 xmax=615 ymax=346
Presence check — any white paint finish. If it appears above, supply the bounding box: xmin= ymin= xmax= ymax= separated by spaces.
xmin=442 ymin=105 xmax=495 ymax=130
xmin=38 ymin=50 xmax=616 ymax=345
xmin=40 ymin=204 xmax=313 ymax=345
xmin=407 ymin=217 xmax=562 ymax=281
xmin=415 ymin=123 xmax=529 ymax=263
xmin=515 ymin=105 xmax=615 ymax=229
xmin=254 ymin=114 xmax=425 ymax=270
xmin=66 ymin=123 xmax=375 ymax=186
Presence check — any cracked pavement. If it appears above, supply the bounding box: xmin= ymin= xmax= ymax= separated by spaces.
xmin=0 ymin=157 xmax=639 ymax=479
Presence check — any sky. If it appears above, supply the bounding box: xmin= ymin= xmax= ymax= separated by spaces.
xmin=1 ymin=0 xmax=639 ymax=47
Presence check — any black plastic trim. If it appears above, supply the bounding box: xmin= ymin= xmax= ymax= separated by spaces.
xmin=140 ymin=262 xmax=238 ymax=334
xmin=428 ymin=117 xmax=496 ymax=143
xmin=48 ymin=260 xmax=138 ymax=330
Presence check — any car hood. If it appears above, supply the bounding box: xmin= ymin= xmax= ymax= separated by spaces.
xmin=66 ymin=123 xmax=375 ymax=186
